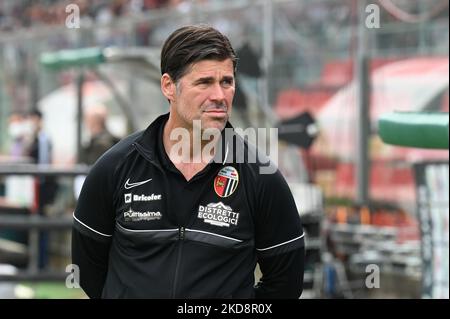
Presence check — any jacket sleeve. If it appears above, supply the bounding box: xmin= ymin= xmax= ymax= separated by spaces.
xmin=72 ymin=229 xmax=110 ymax=298
xmin=253 ymin=169 xmax=305 ymax=298
xmin=71 ymin=153 xmax=116 ymax=298
xmin=255 ymin=247 xmax=305 ymax=299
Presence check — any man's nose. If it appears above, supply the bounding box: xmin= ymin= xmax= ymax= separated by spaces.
xmin=209 ymin=83 xmax=226 ymax=101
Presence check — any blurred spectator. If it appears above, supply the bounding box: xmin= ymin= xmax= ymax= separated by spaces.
xmin=3 ymin=113 xmax=34 ymax=210
xmin=28 ymin=109 xmax=52 ymax=166
xmin=80 ymin=104 xmax=119 ymax=165
xmin=27 ymin=109 xmax=57 ymax=270
xmin=233 ymin=42 xmax=263 ymax=127
xmin=7 ymin=112 xmax=32 ymax=160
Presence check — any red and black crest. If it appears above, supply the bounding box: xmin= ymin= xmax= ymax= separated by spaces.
xmin=214 ymin=166 xmax=239 ymax=198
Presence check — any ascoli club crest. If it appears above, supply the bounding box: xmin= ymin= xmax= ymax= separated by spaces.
xmin=214 ymin=166 xmax=239 ymax=198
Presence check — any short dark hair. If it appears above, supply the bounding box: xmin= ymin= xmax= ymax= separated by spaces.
xmin=160 ymin=25 xmax=237 ymax=83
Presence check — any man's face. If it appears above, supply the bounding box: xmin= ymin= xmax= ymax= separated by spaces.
xmin=166 ymin=59 xmax=235 ymax=131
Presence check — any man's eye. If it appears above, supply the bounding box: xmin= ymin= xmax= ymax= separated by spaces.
xmin=222 ymin=79 xmax=234 ymax=86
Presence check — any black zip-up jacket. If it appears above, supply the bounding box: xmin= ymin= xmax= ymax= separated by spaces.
xmin=72 ymin=113 xmax=305 ymax=298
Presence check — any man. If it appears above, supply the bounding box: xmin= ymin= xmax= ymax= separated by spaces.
xmin=7 ymin=112 xmax=30 ymax=159
xmin=72 ymin=25 xmax=305 ymax=298
xmin=28 ymin=109 xmax=52 ymax=166
xmin=28 ymin=109 xmax=57 ymax=269
xmin=79 ymin=104 xmax=119 ymax=165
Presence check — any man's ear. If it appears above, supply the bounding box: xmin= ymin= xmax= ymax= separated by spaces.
xmin=161 ymin=73 xmax=176 ymax=103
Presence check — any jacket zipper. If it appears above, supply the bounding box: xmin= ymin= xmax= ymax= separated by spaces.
xmin=172 ymin=226 xmax=185 ymax=298
xmin=133 ymin=143 xmax=190 ymax=297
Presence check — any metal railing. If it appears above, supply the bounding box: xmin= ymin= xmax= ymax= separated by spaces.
xmin=0 ymin=164 xmax=89 ymax=281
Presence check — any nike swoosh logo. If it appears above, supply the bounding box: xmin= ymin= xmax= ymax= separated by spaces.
xmin=124 ymin=178 xmax=152 ymax=189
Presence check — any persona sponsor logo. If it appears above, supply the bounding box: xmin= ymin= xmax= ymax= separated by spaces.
xmin=197 ymin=202 xmax=239 ymax=227
xmin=123 ymin=208 xmax=162 ymax=222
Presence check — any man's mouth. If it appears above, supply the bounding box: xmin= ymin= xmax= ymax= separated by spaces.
xmin=204 ymin=109 xmax=227 ymax=113
xmin=203 ymin=105 xmax=228 ymax=115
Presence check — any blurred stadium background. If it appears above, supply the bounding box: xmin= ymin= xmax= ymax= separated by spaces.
xmin=0 ymin=0 xmax=448 ymax=299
